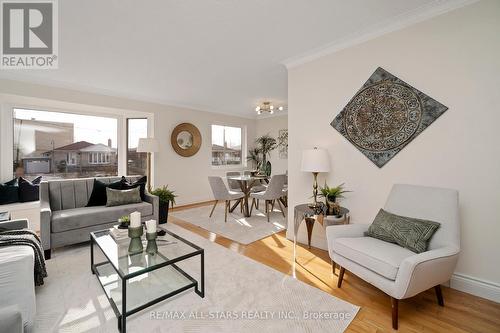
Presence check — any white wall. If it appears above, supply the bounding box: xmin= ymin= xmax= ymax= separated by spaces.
xmin=287 ymin=0 xmax=500 ymax=298
xmin=255 ymin=115 xmax=288 ymax=175
xmin=0 ymin=79 xmax=255 ymax=206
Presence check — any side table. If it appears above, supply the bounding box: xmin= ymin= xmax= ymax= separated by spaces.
xmin=293 ymin=204 xmax=349 ymax=248
xmin=293 ymin=204 xmax=349 ymax=263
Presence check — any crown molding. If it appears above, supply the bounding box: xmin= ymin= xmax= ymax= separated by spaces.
xmin=0 ymin=73 xmax=258 ymax=120
xmin=282 ymin=0 xmax=480 ymax=69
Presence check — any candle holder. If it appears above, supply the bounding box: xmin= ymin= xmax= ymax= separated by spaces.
xmin=128 ymin=226 xmax=144 ymax=254
xmin=146 ymin=232 xmax=158 ymax=255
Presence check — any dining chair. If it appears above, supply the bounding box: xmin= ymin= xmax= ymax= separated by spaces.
xmin=226 ymin=171 xmax=242 ymax=191
xmin=249 ymin=174 xmax=287 ymax=222
xmin=208 ymin=176 xmax=245 ymax=222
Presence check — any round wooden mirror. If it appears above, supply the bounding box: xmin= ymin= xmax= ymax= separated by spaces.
xmin=171 ymin=123 xmax=202 ymax=157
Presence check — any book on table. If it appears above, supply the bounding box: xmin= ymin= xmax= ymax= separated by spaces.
xmin=109 ymin=226 xmax=128 ymax=242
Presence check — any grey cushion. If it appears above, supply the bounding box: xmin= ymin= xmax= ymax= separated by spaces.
xmin=333 ymin=236 xmax=415 ymax=280
xmin=51 ymin=202 xmax=153 ymax=233
xmin=106 ymin=187 xmax=141 ymax=207
xmin=367 ymin=208 xmax=441 ymax=253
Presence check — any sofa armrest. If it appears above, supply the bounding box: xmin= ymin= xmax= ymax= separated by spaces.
xmin=0 ymin=219 xmax=28 ymax=230
xmin=0 ymin=305 xmax=23 ymax=333
xmin=395 ymin=246 xmax=460 ymax=299
xmin=143 ymin=191 xmax=159 ymax=222
xmin=39 ymin=182 xmax=52 ymax=250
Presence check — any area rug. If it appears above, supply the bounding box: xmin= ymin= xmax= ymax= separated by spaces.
xmin=170 ymin=203 xmax=287 ymax=244
xmin=34 ymin=224 xmax=359 ymax=333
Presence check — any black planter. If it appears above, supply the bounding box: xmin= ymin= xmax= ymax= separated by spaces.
xmin=158 ymin=200 xmax=170 ymax=224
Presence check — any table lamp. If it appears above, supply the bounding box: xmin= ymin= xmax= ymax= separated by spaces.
xmin=137 ymin=137 xmax=159 ymax=192
xmin=301 ymin=147 xmax=330 ymax=208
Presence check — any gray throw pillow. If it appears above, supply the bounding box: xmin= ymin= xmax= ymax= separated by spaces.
xmin=106 ymin=187 xmax=142 ymax=207
xmin=366 ymin=209 xmax=440 ymax=253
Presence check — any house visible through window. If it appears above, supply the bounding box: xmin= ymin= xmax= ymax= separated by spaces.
xmin=13 ymin=109 xmax=118 ymax=180
xmin=211 ymin=125 xmax=242 ymax=166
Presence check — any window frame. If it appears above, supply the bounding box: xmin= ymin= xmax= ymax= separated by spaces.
xmin=0 ymin=96 xmax=154 ymax=182
xmin=210 ymin=124 xmax=246 ymax=169
xmin=126 ymin=117 xmax=148 ymax=176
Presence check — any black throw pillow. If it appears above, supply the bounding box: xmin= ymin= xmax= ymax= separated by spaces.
xmin=121 ymin=176 xmax=147 ymax=201
xmin=0 ymin=181 xmax=19 ymax=204
xmin=5 ymin=178 xmax=18 ymax=186
xmin=18 ymin=176 xmax=42 ymax=202
xmin=86 ymin=178 xmax=123 ymax=207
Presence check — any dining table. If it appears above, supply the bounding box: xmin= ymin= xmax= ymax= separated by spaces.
xmin=226 ymin=174 xmax=268 ymax=217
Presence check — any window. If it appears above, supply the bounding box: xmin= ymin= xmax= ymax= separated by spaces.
xmin=13 ymin=109 xmax=118 ymax=180
xmin=127 ymin=118 xmax=148 ymax=176
xmin=211 ymin=125 xmax=242 ymax=166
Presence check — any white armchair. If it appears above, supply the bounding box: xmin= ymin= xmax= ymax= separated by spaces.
xmin=326 ymin=184 xmax=460 ymax=330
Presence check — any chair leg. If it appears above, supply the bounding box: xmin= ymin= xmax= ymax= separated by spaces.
xmin=256 ymin=199 xmax=259 ymax=209
xmin=266 ymin=200 xmax=270 ymax=222
xmin=224 ymin=200 xmax=228 ymax=222
xmin=240 ymin=198 xmax=243 ymax=213
xmin=271 ymin=200 xmax=275 ymax=211
xmin=249 ymin=198 xmax=255 ymax=215
xmin=337 ymin=267 xmax=345 ymax=288
xmin=276 ymin=199 xmax=286 ymax=218
xmin=435 ymin=285 xmax=444 ymax=306
xmin=331 ymin=260 xmax=336 ymax=275
xmin=209 ymin=200 xmax=218 ymax=217
xmin=391 ymin=297 xmax=399 ymax=330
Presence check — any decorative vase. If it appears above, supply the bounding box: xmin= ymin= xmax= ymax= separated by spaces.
xmin=146 ymin=232 xmax=158 ymax=255
xmin=326 ymin=197 xmax=337 ymax=215
xmin=158 ymin=200 xmax=169 ymax=224
xmin=128 ymin=226 xmax=144 ymax=254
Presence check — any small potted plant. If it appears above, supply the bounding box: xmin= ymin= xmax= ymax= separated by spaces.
xmin=118 ymin=215 xmax=130 ymax=229
xmin=319 ymin=183 xmax=350 ymax=216
xmin=151 ymin=185 xmax=177 ymax=224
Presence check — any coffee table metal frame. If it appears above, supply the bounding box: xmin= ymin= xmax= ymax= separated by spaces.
xmin=90 ymin=228 xmax=204 ymax=333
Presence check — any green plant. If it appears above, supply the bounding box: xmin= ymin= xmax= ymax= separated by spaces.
xmin=247 ymin=147 xmax=261 ymax=169
xmin=151 ymin=185 xmax=177 ymax=207
xmin=319 ymin=183 xmax=350 ymax=202
xmin=119 ymin=215 xmax=130 ymax=223
xmin=254 ymin=134 xmax=277 ymax=175
xmin=255 ymin=134 xmax=277 ymax=158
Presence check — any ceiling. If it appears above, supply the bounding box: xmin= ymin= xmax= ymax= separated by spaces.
xmin=0 ymin=0 xmax=471 ymax=118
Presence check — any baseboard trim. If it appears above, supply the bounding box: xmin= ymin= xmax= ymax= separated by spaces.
xmin=170 ymin=200 xmax=215 ymax=212
xmin=450 ymin=273 xmax=500 ymax=303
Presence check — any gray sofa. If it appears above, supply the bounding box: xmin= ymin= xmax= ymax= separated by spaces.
xmin=40 ymin=176 xmax=159 ymax=259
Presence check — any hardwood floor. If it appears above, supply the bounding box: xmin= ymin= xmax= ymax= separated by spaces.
xmin=170 ymin=204 xmax=500 ymax=333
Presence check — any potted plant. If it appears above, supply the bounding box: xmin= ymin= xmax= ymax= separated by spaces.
xmin=255 ymin=134 xmax=277 ymax=176
xmin=150 ymin=185 xmax=177 ymax=224
xmin=319 ymin=183 xmax=350 ymax=216
xmin=247 ymin=147 xmax=261 ymax=171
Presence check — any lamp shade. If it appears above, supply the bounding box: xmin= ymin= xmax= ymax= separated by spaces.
xmin=137 ymin=138 xmax=159 ymax=153
xmin=301 ymin=148 xmax=330 ymax=173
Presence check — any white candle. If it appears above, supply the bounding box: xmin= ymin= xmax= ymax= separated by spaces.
xmin=145 ymin=220 xmax=157 ymax=234
xmin=130 ymin=211 xmax=141 ymax=228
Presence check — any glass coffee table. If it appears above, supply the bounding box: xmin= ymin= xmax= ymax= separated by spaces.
xmin=90 ymin=227 xmax=204 ymax=333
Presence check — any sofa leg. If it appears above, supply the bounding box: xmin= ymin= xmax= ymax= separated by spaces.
xmin=44 ymin=249 xmax=51 ymax=260
xmin=391 ymin=297 xmax=399 ymax=330
xmin=337 ymin=267 xmax=345 ymax=288
xmin=435 ymin=285 xmax=444 ymax=306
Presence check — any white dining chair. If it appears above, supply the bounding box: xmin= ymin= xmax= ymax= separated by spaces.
xmin=208 ymin=176 xmax=245 ymax=222
xmin=249 ymin=174 xmax=287 ymax=222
